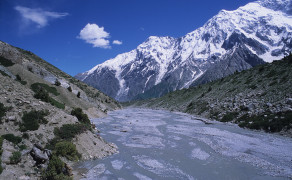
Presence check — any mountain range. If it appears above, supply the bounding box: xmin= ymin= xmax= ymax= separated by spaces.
xmin=76 ymin=0 xmax=292 ymax=101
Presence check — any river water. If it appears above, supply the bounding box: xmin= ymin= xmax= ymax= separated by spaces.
xmin=76 ymin=108 xmax=292 ymax=180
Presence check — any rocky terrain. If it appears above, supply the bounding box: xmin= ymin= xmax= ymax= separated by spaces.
xmin=0 ymin=41 xmax=120 ymax=179
xmin=129 ymin=54 xmax=292 ymax=137
xmin=76 ymin=0 xmax=292 ymax=102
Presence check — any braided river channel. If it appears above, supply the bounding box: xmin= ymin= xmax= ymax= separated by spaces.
xmin=75 ymin=108 xmax=292 ymax=180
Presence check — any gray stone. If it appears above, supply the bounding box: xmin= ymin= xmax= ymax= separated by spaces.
xmin=30 ymin=146 xmax=48 ymax=165
xmin=286 ymin=98 xmax=292 ymax=105
xmin=7 ymin=116 xmax=16 ymax=121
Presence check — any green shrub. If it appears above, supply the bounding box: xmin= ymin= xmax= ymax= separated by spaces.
xmin=31 ymin=83 xmax=60 ymax=96
xmin=9 ymin=151 xmax=21 ymax=164
xmin=20 ymin=110 xmax=49 ymax=131
xmin=54 ymin=124 xmax=89 ymax=141
xmin=15 ymin=74 xmax=27 ymax=85
xmin=67 ymin=86 xmax=72 ymax=92
xmin=0 ymin=103 xmax=8 ymax=122
xmin=34 ymin=87 xmax=50 ymax=102
xmin=54 ymin=79 xmax=61 ymax=86
xmin=0 ymin=56 xmax=14 ymax=67
xmin=42 ymin=155 xmax=72 ymax=180
xmin=55 ymin=141 xmax=81 ymax=161
xmin=77 ymin=91 xmax=81 ymax=98
xmin=2 ymin=134 xmax=22 ymax=144
xmin=49 ymin=98 xmax=65 ymax=109
xmin=0 ymin=70 xmax=9 ymax=77
xmin=0 ymin=137 xmax=3 ymax=174
xmin=22 ymin=133 xmax=29 ymax=139
xmin=221 ymin=112 xmax=239 ymax=122
xmin=18 ymin=144 xmax=27 ymax=151
xmin=71 ymin=108 xmax=90 ymax=124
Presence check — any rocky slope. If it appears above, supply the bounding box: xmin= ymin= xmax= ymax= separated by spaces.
xmin=0 ymin=41 xmax=120 ymax=179
xmin=128 ymin=54 xmax=292 ymax=136
xmin=76 ymin=0 xmax=292 ymax=102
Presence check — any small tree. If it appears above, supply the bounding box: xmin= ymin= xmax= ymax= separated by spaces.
xmin=67 ymin=86 xmax=72 ymax=92
xmin=77 ymin=91 xmax=81 ymax=98
xmin=54 ymin=79 xmax=61 ymax=86
xmin=71 ymin=108 xmax=90 ymax=124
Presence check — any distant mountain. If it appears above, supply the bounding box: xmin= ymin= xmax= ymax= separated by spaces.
xmin=76 ymin=0 xmax=292 ymax=102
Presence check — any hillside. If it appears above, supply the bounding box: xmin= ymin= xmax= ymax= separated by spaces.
xmin=0 ymin=41 xmax=120 ymax=179
xmin=129 ymin=54 xmax=292 ymax=136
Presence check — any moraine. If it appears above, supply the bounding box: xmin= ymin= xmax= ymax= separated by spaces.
xmin=75 ymin=108 xmax=292 ymax=180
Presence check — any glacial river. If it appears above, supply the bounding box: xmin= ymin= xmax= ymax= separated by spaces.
xmin=76 ymin=108 xmax=292 ymax=180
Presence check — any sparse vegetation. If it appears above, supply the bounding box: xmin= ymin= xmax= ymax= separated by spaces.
xmin=0 ymin=56 xmax=14 ymax=67
xmin=55 ymin=79 xmax=61 ymax=86
xmin=0 ymin=102 xmax=8 ymax=123
xmin=54 ymin=124 xmax=89 ymax=141
xmin=20 ymin=110 xmax=49 ymax=131
xmin=31 ymin=83 xmax=60 ymax=96
xmin=0 ymin=137 xmax=3 ymax=174
xmin=2 ymin=134 xmax=22 ymax=145
xmin=71 ymin=108 xmax=90 ymax=124
xmin=220 ymin=112 xmax=239 ymax=122
xmin=15 ymin=74 xmax=27 ymax=85
xmin=67 ymin=86 xmax=72 ymax=92
xmin=41 ymin=155 xmax=72 ymax=180
xmin=9 ymin=151 xmax=21 ymax=164
xmin=55 ymin=141 xmax=81 ymax=161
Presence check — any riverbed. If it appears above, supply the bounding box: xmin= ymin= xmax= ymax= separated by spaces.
xmin=75 ymin=108 xmax=292 ymax=180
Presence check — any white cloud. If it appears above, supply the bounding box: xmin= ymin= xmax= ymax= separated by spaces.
xmin=113 ymin=40 xmax=122 ymax=45
xmin=78 ymin=23 xmax=111 ymax=48
xmin=15 ymin=6 xmax=68 ymax=28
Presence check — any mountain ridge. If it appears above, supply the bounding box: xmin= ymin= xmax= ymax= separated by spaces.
xmin=76 ymin=0 xmax=292 ymax=101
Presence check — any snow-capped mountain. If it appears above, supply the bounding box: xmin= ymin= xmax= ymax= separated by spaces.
xmin=76 ymin=0 xmax=292 ymax=102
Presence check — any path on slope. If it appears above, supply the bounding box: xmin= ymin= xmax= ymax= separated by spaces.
xmin=76 ymin=108 xmax=292 ymax=180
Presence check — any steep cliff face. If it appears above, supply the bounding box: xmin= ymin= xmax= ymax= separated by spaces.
xmin=77 ymin=0 xmax=292 ymax=101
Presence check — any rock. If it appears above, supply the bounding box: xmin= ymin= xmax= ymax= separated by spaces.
xmin=7 ymin=116 xmax=16 ymax=121
xmin=30 ymin=146 xmax=48 ymax=165
xmin=64 ymin=163 xmax=73 ymax=176
xmin=44 ymin=149 xmax=52 ymax=158
xmin=34 ymin=143 xmax=44 ymax=151
xmin=282 ymin=107 xmax=292 ymax=112
xmin=286 ymin=98 xmax=292 ymax=105
xmin=266 ymin=103 xmax=273 ymax=107
xmin=19 ymin=175 xmax=30 ymax=180
xmin=248 ymin=103 xmax=256 ymax=111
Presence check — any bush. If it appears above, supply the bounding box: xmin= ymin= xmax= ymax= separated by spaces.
xmin=34 ymin=87 xmax=50 ymax=102
xmin=77 ymin=91 xmax=81 ymax=98
xmin=71 ymin=108 xmax=90 ymax=124
xmin=9 ymin=151 xmax=21 ymax=164
xmin=67 ymin=86 xmax=72 ymax=92
xmin=42 ymin=155 xmax=72 ymax=180
xmin=55 ymin=141 xmax=81 ymax=161
xmin=0 ymin=137 xmax=3 ymax=174
xmin=20 ymin=110 xmax=49 ymax=131
xmin=221 ymin=112 xmax=239 ymax=122
xmin=31 ymin=83 xmax=59 ymax=96
xmin=2 ymin=134 xmax=22 ymax=145
xmin=22 ymin=133 xmax=29 ymax=139
xmin=0 ymin=102 xmax=8 ymax=123
xmin=55 ymin=79 xmax=61 ymax=86
xmin=0 ymin=56 xmax=14 ymax=67
xmin=54 ymin=124 xmax=89 ymax=141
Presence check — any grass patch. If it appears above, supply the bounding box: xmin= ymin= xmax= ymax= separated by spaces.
xmin=20 ymin=110 xmax=49 ymax=132
xmin=49 ymin=97 xmax=65 ymax=109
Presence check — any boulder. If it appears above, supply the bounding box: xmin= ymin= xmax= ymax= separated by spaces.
xmin=30 ymin=146 xmax=48 ymax=165
xmin=286 ymin=98 xmax=292 ymax=105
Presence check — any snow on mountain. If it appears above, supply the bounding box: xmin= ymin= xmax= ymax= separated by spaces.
xmin=76 ymin=0 xmax=292 ymax=101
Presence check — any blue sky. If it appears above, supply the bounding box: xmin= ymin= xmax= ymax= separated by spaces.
xmin=0 ymin=0 xmax=253 ymax=76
